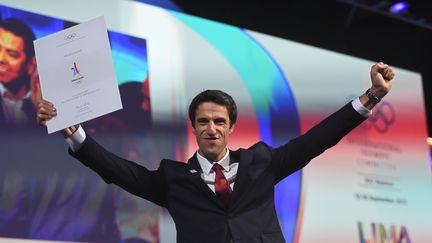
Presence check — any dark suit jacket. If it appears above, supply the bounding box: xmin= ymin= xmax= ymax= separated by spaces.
xmin=70 ymin=102 xmax=366 ymax=243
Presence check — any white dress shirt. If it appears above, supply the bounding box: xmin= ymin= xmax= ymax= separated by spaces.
xmin=196 ymin=149 xmax=238 ymax=192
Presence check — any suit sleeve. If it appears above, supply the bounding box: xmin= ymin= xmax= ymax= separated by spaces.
xmin=68 ymin=135 xmax=167 ymax=207
xmin=271 ymin=102 xmax=367 ymax=183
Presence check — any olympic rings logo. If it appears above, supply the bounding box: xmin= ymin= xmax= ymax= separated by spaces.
xmin=64 ymin=33 xmax=77 ymax=41
xmin=364 ymin=101 xmax=396 ymax=133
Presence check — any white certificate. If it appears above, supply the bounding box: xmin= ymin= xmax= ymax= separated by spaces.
xmin=34 ymin=16 xmax=122 ymax=134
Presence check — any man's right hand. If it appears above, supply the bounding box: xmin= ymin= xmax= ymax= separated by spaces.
xmin=37 ymin=100 xmax=57 ymax=127
xmin=36 ymin=100 xmax=79 ymax=137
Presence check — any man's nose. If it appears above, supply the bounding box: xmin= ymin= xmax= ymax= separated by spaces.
xmin=206 ymin=122 xmax=216 ymax=134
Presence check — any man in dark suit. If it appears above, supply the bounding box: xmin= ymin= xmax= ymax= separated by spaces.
xmin=37 ymin=62 xmax=394 ymax=243
xmin=0 ymin=18 xmax=38 ymax=127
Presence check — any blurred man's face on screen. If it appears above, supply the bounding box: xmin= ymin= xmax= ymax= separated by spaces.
xmin=193 ymin=102 xmax=234 ymax=161
xmin=0 ymin=28 xmax=29 ymax=84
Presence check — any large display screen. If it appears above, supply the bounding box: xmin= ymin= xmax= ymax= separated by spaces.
xmin=0 ymin=3 xmax=167 ymax=243
xmin=1 ymin=1 xmax=431 ymax=242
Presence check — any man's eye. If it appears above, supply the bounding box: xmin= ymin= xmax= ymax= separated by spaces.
xmin=214 ymin=119 xmax=226 ymax=125
xmin=7 ymin=50 xmax=20 ymax=58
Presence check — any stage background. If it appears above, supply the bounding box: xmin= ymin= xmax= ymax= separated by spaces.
xmin=1 ymin=0 xmax=431 ymax=242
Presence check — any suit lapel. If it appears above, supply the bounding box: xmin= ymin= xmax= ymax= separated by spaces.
xmin=186 ymin=154 xmax=225 ymax=209
xmin=229 ymin=149 xmax=253 ymax=209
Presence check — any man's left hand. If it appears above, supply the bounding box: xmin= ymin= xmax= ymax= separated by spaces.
xmin=370 ymin=62 xmax=395 ymax=99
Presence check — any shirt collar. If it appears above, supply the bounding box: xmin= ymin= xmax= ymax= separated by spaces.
xmin=0 ymin=83 xmax=31 ymax=100
xmin=196 ymin=148 xmax=230 ymax=175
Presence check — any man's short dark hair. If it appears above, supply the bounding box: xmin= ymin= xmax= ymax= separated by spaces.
xmin=0 ymin=18 xmax=36 ymax=58
xmin=188 ymin=90 xmax=237 ymax=128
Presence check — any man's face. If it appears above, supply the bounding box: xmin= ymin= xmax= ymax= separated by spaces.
xmin=193 ymin=102 xmax=234 ymax=162
xmin=0 ymin=28 xmax=30 ymax=84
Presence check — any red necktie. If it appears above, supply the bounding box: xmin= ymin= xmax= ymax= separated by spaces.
xmin=213 ymin=163 xmax=231 ymax=208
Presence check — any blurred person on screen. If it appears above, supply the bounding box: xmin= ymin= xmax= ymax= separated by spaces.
xmin=0 ymin=18 xmax=40 ymax=127
xmin=114 ymin=78 xmax=152 ymax=130
xmin=0 ymin=17 xmax=124 ymax=243
xmin=37 ymin=63 xmax=394 ymax=243
xmin=85 ymin=77 xmax=152 ymax=136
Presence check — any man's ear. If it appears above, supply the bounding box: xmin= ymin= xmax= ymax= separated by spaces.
xmin=26 ymin=56 xmax=36 ymax=75
xmin=191 ymin=122 xmax=197 ymax=133
xmin=229 ymin=124 xmax=235 ymax=134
